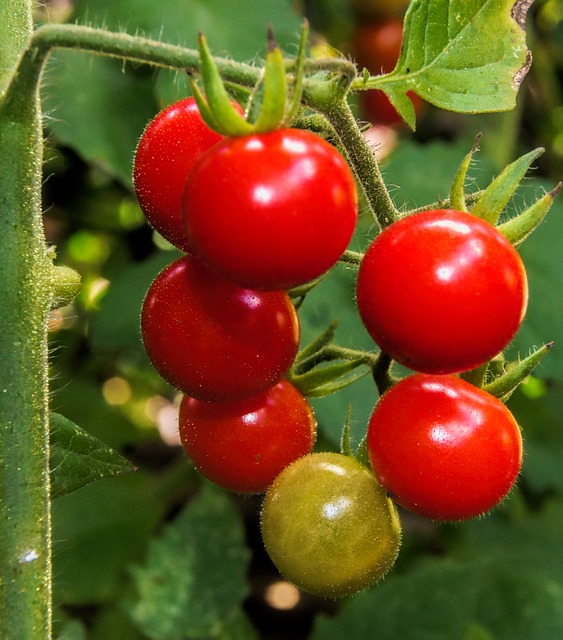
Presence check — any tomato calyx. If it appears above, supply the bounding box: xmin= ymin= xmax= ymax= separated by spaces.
xmin=480 ymin=342 xmax=554 ymax=402
xmin=189 ymin=22 xmax=309 ymax=136
xmin=287 ymin=321 xmax=372 ymax=397
xmin=449 ymin=136 xmax=559 ymax=241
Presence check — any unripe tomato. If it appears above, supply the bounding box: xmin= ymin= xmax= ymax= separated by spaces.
xmin=261 ymin=452 xmax=401 ymax=597
xmin=356 ymin=209 xmax=528 ymax=374
xmin=179 ymin=380 xmax=316 ymax=494
xmin=183 ymin=128 xmax=358 ymax=291
xmin=367 ymin=374 xmax=523 ymax=521
xmin=141 ymin=255 xmax=300 ymax=401
xmin=133 ymin=97 xmax=242 ymax=251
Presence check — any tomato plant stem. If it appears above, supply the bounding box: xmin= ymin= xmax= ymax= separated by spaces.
xmin=0 ymin=2 xmax=54 ymax=638
xmin=321 ymin=101 xmax=399 ymax=230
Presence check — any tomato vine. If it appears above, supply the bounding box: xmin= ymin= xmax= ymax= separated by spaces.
xmin=0 ymin=0 xmax=556 ymax=636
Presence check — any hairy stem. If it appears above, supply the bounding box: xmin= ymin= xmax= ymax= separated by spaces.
xmin=319 ymin=101 xmax=399 ymax=230
xmin=0 ymin=2 xmax=53 ymax=638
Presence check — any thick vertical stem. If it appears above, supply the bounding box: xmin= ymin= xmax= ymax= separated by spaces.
xmin=0 ymin=2 xmax=53 ymax=638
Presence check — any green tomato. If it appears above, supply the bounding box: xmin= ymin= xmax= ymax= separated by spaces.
xmin=260 ymin=452 xmax=401 ymax=597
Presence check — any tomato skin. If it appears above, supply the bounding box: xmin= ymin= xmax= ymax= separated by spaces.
xmin=367 ymin=374 xmax=523 ymax=521
xmin=179 ymin=380 xmax=316 ymax=494
xmin=260 ymin=452 xmax=401 ymax=597
xmin=141 ymin=255 xmax=300 ymax=401
xmin=356 ymin=209 xmax=528 ymax=374
xmin=133 ymin=97 xmax=241 ymax=252
xmin=352 ymin=19 xmax=423 ymax=126
xmin=183 ymin=128 xmax=358 ymax=291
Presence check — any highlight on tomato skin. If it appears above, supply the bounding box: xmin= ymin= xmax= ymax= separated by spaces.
xmin=260 ymin=452 xmax=402 ymax=598
xmin=367 ymin=374 xmax=524 ymax=521
xmin=178 ymin=380 xmax=317 ymax=494
xmin=356 ymin=209 xmax=529 ymax=375
xmin=140 ymin=255 xmax=300 ymax=402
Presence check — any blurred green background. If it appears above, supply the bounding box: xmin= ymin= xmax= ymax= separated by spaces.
xmin=38 ymin=0 xmax=563 ymax=638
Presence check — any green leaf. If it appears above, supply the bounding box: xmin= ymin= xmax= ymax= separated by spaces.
xmin=372 ymin=0 xmax=532 ymax=122
xmin=128 ymin=482 xmax=251 ymax=640
xmin=452 ymin=499 xmax=563 ymax=587
xmin=312 ymin=554 xmax=563 ymax=640
xmin=42 ymin=52 xmax=157 ymax=186
xmin=90 ymin=250 xmax=176 ymax=350
xmin=50 ymin=413 xmax=135 ymax=499
xmin=53 ymin=473 xmax=166 ymax=605
xmin=508 ymin=384 xmax=563 ymax=493
xmin=71 ymin=0 xmax=302 ymax=62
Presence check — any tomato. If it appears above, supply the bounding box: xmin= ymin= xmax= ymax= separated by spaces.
xmin=133 ymin=97 xmax=242 ymax=252
xmin=356 ymin=209 xmax=528 ymax=374
xmin=141 ymin=255 xmax=300 ymax=401
xmin=260 ymin=452 xmax=401 ymax=597
xmin=178 ymin=380 xmax=316 ymax=494
xmin=183 ymin=128 xmax=358 ymax=291
xmin=352 ymin=19 xmax=423 ymax=126
xmin=367 ymin=374 xmax=523 ymax=521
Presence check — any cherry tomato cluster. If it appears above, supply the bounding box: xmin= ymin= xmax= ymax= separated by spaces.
xmin=357 ymin=208 xmax=528 ymax=521
xmin=134 ymin=97 xmax=529 ymax=599
xmin=134 ymin=97 xmax=359 ymax=495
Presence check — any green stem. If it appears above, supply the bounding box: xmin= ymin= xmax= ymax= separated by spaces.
xmin=0 ymin=3 xmax=53 ymax=638
xmin=319 ymin=100 xmax=399 ymax=230
xmin=372 ymin=351 xmax=396 ymax=396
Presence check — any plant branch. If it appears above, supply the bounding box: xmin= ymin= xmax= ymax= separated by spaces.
xmin=318 ymin=100 xmax=399 ymax=230
xmin=0 ymin=4 xmax=53 ymax=639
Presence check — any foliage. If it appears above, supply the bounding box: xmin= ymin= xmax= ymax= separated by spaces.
xmin=1 ymin=0 xmax=562 ymax=638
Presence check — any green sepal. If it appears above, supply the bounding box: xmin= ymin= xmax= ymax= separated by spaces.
xmin=449 ymin=134 xmax=482 ymax=212
xmin=188 ymin=75 xmax=225 ymax=133
xmin=340 ymin=405 xmax=353 ymax=457
xmin=194 ymin=33 xmax=254 ymax=136
xmin=290 ymin=359 xmax=369 ymax=397
xmin=284 ymin=19 xmax=309 ymax=124
xmin=470 ymin=148 xmax=545 ymax=225
xmin=459 ymin=361 xmax=489 ymax=388
xmin=251 ymin=29 xmax=288 ymax=132
xmin=497 ymin=183 xmax=562 ymax=247
xmin=355 ymin=435 xmax=370 ymax=469
xmin=292 ymin=321 xmax=338 ymax=373
xmin=482 ymin=343 xmax=554 ymax=402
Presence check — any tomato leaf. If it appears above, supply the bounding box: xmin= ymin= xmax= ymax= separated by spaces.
xmin=128 ymin=482 xmax=251 ymax=640
xmin=369 ymin=0 xmax=532 ymax=127
xmin=50 ymin=413 xmax=135 ymax=499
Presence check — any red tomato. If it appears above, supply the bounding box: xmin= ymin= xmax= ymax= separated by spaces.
xmin=352 ymin=19 xmax=423 ymax=126
xmin=141 ymin=255 xmax=300 ymax=401
xmin=356 ymin=209 xmax=528 ymax=374
xmin=183 ymin=128 xmax=358 ymax=291
xmin=367 ymin=374 xmax=523 ymax=521
xmin=133 ymin=97 xmax=242 ymax=252
xmin=179 ymin=380 xmax=317 ymax=494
